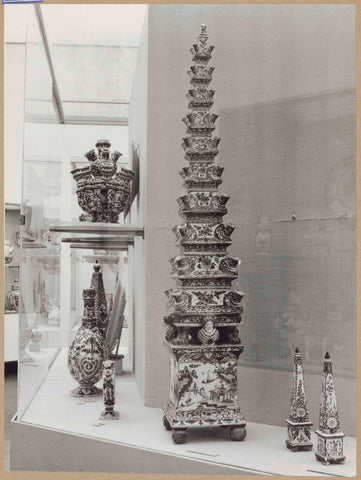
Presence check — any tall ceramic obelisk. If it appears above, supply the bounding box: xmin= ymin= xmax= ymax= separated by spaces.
xmin=315 ymin=352 xmax=345 ymax=465
xmin=285 ymin=348 xmax=313 ymax=451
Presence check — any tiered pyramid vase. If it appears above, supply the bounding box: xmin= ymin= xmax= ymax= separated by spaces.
xmin=163 ymin=25 xmax=246 ymax=445
xmin=315 ymin=353 xmax=345 ymax=465
xmin=285 ymin=348 xmax=313 ymax=452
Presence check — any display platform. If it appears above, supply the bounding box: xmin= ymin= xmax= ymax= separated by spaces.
xmin=11 ymin=349 xmax=356 ymax=475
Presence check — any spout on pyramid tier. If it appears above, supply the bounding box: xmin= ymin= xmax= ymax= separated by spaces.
xmin=169 ymin=254 xmax=240 ymax=278
xmin=180 ymin=164 xmax=224 ymax=191
xmin=182 ymin=136 xmax=220 ymax=161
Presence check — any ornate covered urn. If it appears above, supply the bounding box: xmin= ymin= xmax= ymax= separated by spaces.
xmin=315 ymin=352 xmax=346 ymax=465
xmin=285 ymin=348 xmax=313 ymax=451
xmin=163 ymin=25 xmax=246 ymax=444
xmin=71 ymin=139 xmax=135 ymax=223
xmin=68 ymin=289 xmax=105 ymax=397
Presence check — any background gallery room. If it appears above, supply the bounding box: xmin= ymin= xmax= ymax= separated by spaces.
xmin=3 ymin=2 xmax=357 ymax=476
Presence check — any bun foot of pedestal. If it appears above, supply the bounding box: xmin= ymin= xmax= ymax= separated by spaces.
xmin=162 ymin=415 xmax=172 ymax=431
xmin=230 ymin=425 xmax=247 ymax=441
xmin=172 ymin=428 xmax=188 ymax=444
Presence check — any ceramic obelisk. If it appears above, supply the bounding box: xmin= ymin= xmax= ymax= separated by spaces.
xmin=315 ymin=352 xmax=345 ymax=465
xmin=286 ymin=348 xmax=313 ymax=451
xmin=163 ymin=25 xmax=246 ymax=444
xmin=90 ymin=261 xmax=109 ymax=339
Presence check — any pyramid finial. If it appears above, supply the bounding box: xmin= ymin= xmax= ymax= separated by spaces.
xmin=199 ymin=24 xmax=208 ymax=43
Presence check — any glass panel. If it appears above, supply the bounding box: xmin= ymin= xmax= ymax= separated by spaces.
xmin=63 ymin=102 xmax=128 ymax=124
xmin=19 ymin=7 xmax=134 ymax=418
xmin=51 ymin=45 xmax=138 ymax=103
xmin=18 ymin=5 xmax=62 ymax=417
xmin=41 ymin=5 xmax=146 ymax=47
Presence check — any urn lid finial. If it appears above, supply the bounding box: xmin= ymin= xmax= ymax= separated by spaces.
xmin=96 ymin=139 xmax=111 ymax=149
xmin=93 ymin=260 xmax=101 ymax=273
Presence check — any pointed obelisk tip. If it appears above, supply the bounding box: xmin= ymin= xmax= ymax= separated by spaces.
xmin=295 ymin=347 xmax=300 ymax=353
xmin=325 ymin=352 xmax=330 ymax=359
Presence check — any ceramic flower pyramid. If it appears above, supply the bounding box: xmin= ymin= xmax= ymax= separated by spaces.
xmin=163 ymin=25 xmax=246 ymax=444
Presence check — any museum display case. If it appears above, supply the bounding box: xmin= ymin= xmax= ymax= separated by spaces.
xmin=10 ymin=4 xmax=357 ymax=476
xmin=4 ymin=203 xmax=21 ymax=362
xmin=14 ymin=4 xmax=141 ymax=421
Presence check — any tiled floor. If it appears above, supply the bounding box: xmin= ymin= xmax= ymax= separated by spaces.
xmin=4 ymin=363 xmax=17 ymax=471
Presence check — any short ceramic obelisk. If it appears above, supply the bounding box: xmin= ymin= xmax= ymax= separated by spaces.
xmin=68 ymin=289 xmax=104 ymax=397
xmin=90 ymin=261 xmax=109 ymax=339
xmin=99 ymin=360 xmax=119 ymax=420
xmin=315 ymin=352 xmax=345 ymax=465
xmin=285 ymin=348 xmax=313 ymax=451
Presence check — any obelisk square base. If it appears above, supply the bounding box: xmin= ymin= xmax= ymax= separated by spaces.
xmin=315 ymin=430 xmax=346 ymax=465
xmin=163 ymin=344 xmax=246 ymax=444
xmin=285 ymin=419 xmax=313 ymax=452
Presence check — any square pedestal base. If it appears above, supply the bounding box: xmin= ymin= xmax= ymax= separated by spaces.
xmin=285 ymin=419 xmax=313 ymax=452
xmin=315 ymin=430 xmax=346 ymax=465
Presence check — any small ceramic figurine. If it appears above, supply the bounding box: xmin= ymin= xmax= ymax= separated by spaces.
xmin=315 ymin=352 xmax=346 ymax=465
xmin=68 ymin=289 xmax=105 ymax=397
xmin=197 ymin=317 xmax=220 ymax=344
xmin=5 ymin=240 xmax=14 ymax=264
xmin=285 ymin=348 xmax=313 ymax=451
xmin=99 ymin=360 xmax=119 ymax=420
